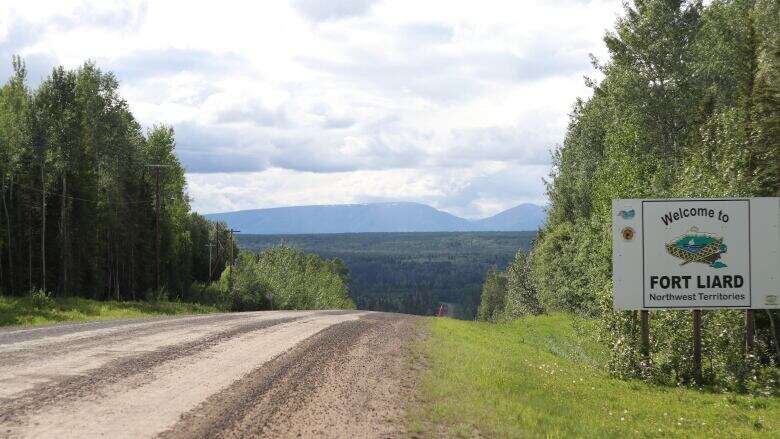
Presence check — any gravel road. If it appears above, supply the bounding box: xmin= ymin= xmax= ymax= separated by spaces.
xmin=0 ymin=310 xmax=422 ymax=438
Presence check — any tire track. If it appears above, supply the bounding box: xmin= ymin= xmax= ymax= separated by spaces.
xmin=161 ymin=313 xmax=420 ymax=439
xmin=1 ymin=313 xmax=365 ymax=438
xmin=0 ymin=317 xmax=297 ymax=424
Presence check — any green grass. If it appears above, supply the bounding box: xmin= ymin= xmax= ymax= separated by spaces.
xmin=0 ymin=296 xmax=220 ymax=327
xmin=411 ymin=313 xmax=779 ymax=438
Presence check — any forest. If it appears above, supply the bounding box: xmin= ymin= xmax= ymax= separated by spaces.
xmin=477 ymin=0 xmax=778 ymax=393
xmin=0 ymin=57 xmax=354 ymax=314
xmin=0 ymin=57 xmax=238 ymax=301
xmin=238 ymin=232 xmax=535 ymax=319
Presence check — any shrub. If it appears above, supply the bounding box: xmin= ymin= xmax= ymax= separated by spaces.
xmin=29 ymin=289 xmax=54 ymax=310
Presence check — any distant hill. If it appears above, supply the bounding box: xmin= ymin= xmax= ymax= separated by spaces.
xmin=204 ymin=202 xmax=545 ymax=234
xmin=471 ymin=203 xmax=546 ymax=231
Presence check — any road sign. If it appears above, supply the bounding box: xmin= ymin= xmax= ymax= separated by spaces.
xmin=612 ymin=198 xmax=779 ymax=310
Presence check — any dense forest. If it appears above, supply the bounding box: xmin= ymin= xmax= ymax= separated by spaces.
xmin=478 ymin=0 xmax=778 ymax=393
xmin=238 ymin=232 xmax=535 ymax=318
xmin=0 ymin=57 xmax=357 ymax=314
xmin=0 ymin=57 xmax=237 ymax=301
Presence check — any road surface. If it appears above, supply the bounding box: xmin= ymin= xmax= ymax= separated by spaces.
xmin=0 ymin=310 xmax=421 ymax=438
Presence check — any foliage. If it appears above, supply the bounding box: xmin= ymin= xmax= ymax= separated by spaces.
xmin=29 ymin=288 xmax=54 ymax=310
xmin=503 ymin=250 xmax=544 ymax=318
xmin=237 ymin=231 xmax=535 ymax=319
xmin=0 ymin=58 xmax=235 ymax=301
xmin=0 ymin=295 xmax=218 ymax=327
xmin=220 ymin=246 xmax=355 ymax=312
xmin=523 ymin=0 xmax=780 ymax=390
xmin=476 ymin=268 xmax=506 ymax=322
xmin=410 ymin=314 xmax=779 ymax=437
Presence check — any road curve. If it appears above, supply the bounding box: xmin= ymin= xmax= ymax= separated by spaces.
xmin=0 ymin=310 xmax=421 ymax=438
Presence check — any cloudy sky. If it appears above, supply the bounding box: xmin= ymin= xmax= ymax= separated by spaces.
xmin=0 ymin=0 xmax=623 ymax=218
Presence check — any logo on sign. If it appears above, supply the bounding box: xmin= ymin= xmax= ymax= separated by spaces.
xmin=665 ymin=226 xmax=728 ymax=269
xmin=618 ymin=209 xmax=635 ymax=219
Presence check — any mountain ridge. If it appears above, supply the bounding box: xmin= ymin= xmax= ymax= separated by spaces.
xmin=204 ymin=201 xmax=545 ymax=234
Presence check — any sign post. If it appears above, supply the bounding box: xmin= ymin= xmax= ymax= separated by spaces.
xmin=692 ymin=309 xmax=702 ymax=386
xmin=613 ymin=198 xmax=779 ymax=383
xmin=640 ymin=310 xmax=650 ymax=365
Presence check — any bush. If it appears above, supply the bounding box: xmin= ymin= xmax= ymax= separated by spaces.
xmin=29 ymin=289 xmax=54 ymax=310
xmin=188 ymin=282 xmax=231 ymax=310
xmin=216 ymin=246 xmax=355 ymax=312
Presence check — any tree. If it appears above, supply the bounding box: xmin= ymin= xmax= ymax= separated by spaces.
xmin=504 ymin=250 xmax=543 ymax=318
xmin=477 ymin=268 xmax=507 ymax=322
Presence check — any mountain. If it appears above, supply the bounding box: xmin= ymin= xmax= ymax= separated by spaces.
xmin=204 ymin=202 xmax=545 ymax=234
xmin=471 ymin=203 xmax=546 ymax=232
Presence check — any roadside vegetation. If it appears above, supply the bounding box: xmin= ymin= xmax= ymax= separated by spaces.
xmin=411 ymin=314 xmax=778 ymax=437
xmin=0 ymin=293 xmax=218 ymax=327
xmin=0 ymin=245 xmax=353 ymax=327
xmin=192 ymin=246 xmax=355 ymax=312
xmin=0 ymin=58 xmax=357 ymax=320
xmin=476 ymin=0 xmax=779 ymax=393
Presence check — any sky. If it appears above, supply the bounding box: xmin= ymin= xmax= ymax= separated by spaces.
xmin=0 ymin=0 xmax=624 ymax=219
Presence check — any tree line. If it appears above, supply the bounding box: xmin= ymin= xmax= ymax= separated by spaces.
xmin=236 ymin=232 xmax=535 ymax=318
xmin=0 ymin=57 xmax=236 ymax=301
xmin=478 ymin=0 xmax=778 ymax=393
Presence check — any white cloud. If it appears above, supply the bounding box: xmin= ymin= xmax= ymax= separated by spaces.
xmin=0 ymin=0 xmax=623 ymax=216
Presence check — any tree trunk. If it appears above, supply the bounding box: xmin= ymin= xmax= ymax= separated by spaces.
xmin=41 ymin=162 xmax=46 ymax=293
xmin=59 ymin=173 xmax=68 ymax=295
xmin=2 ymin=175 xmax=13 ymax=295
xmin=28 ymin=204 xmax=32 ymax=292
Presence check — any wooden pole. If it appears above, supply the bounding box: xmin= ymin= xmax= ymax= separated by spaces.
xmin=145 ymin=164 xmax=171 ymax=292
xmin=40 ymin=161 xmax=46 ymax=293
xmin=206 ymin=243 xmax=214 ymax=282
xmin=227 ymin=229 xmax=240 ymax=291
xmin=640 ymin=310 xmax=650 ymax=363
xmin=154 ymin=167 xmax=160 ymax=292
xmin=745 ymin=309 xmax=754 ymax=356
xmin=693 ymin=309 xmax=702 ymax=386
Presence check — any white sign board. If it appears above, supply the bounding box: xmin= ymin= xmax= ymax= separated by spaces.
xmin=612 ymin=198 xmax=779 ymax=310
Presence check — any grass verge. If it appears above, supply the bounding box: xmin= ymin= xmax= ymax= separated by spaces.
xmin=0 ymin=296 xmax=220 ymax=327
xmin=410 ymin=313 xmax=778 ymax=438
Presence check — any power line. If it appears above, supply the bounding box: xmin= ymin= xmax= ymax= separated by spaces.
xmin=10 ymin=180 xmax=155 ymax=206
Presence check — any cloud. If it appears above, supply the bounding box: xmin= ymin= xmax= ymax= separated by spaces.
xmin=292 ymin=0 xmax=379 ymax=22
xmin=51 ymin=1 xmax=148 ymax=32
xmin=107 ymin=49 xmax=250 ymax=82
xmin=0 ymin=0 xmax=624 ymax=217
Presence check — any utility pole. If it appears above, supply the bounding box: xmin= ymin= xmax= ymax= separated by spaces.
xmin=41 ymin=159 xmax=46 ymax=293
xmin=227 ymin=229 xmax=240 ymax=291
xmin=228 ymin=229 xmax=240 ymax=267
xmin=205 ymin=242 xmax=214 ymax=282
xmin=145 ymin=164 xmax=171 ymax=292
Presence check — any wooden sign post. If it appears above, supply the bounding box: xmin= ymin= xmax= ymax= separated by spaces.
xmin=640 ymin=310 xmax=650 ymax=364
xmin=692 ymin=309 xmax=702 ymax=385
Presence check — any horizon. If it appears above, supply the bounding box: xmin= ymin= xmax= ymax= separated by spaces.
xmin=202 ymin=199 xmax=546 ymax=220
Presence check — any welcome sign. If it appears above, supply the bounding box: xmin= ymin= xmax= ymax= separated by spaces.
xmin=612 ymin=198 xmax=779 ymax=310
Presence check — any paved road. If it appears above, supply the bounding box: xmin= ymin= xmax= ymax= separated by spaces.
xmin=0 ymin=311 xmax=421 ymax=438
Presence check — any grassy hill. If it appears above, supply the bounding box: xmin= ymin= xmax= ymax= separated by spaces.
xmin=410 ymin=314 xmax=778 ymax=437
